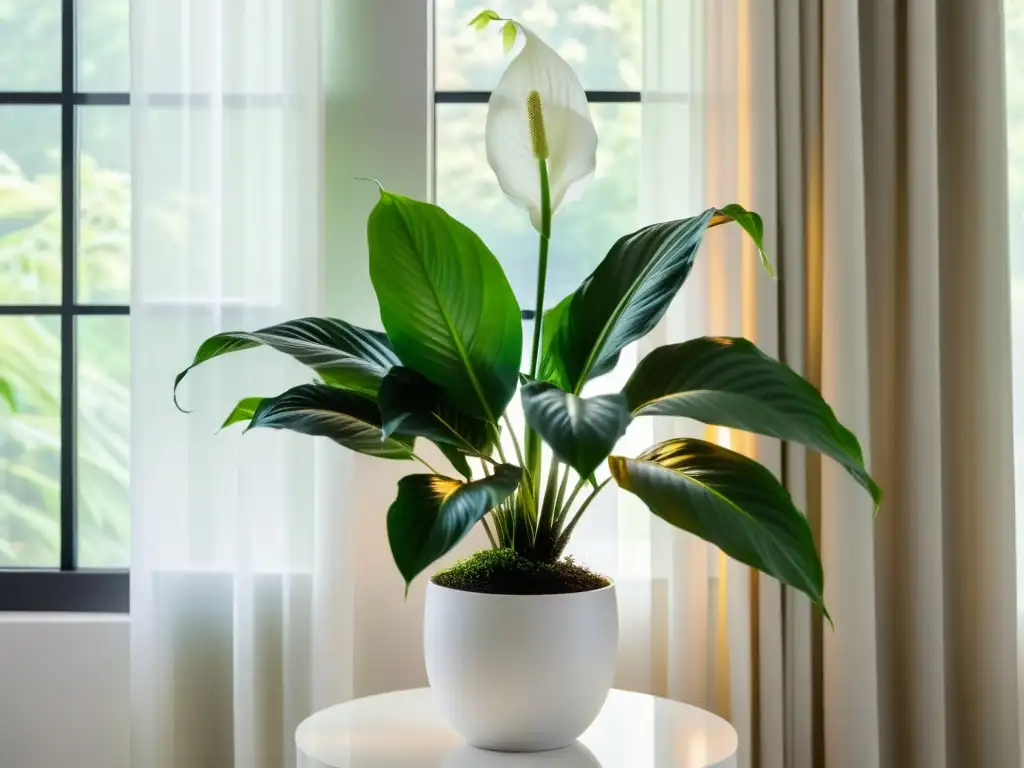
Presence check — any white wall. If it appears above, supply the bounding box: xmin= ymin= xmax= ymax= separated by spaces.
xmin=0 ymin=616 xmax=129 ymax=768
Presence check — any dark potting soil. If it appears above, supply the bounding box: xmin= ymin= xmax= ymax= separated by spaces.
xmin=431 ymin=548 xmax=610 ymax=595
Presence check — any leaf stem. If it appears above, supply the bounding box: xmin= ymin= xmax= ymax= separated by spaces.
xmin=555 ymin=475 xmax=589 ymax=534
xmin=412 ymin=453 xmax=441 ymax=475
xmin=556 ymin=478 xmax=612 ymax=554
xmin=481 ymin=517 xmax=497 ymax=549
xmin=552 ymin=463 xmax=571 ymax=528
xmin=488 ymin=422 xmax=509 ymax=464
xmin=501 ymin=412 xmax=528 ymax=472
xmin=535 ymin=458 xmax=561 ymax=546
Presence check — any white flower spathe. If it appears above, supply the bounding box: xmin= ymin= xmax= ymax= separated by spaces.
xmin=485 ymin=24 xmax=598 ymax=233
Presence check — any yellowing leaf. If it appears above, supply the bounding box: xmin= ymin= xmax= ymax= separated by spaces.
xmin=469 ymin=9 xmax=501 ymax=30
xmin=502 ymin=20 xmax=517 ymax=53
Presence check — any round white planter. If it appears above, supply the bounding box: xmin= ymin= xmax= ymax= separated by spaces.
xmin=423 ymin=580 xmax=618 ymax=752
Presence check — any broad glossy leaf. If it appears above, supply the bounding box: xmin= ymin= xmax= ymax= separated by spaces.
xmin=368 ymin=192 xmax=522 ymax=421
xmin=539 ymin=209 xmax=716 ymax=392
xmin=609 ymin=438 xmax=825 ymax=613
xmin=219 ymin=396 xmax=264 ymax=430
xmin=624 ymin=337 xmax=881 ymax=505
xmin=247 ymin=383 xmax=414 ymax=459
xmin=377 ymin=366 xmax=491 ymax=454
xmin=540 ymin=204 xmax=769 ymax=393
xmin=521 ymin=380 xmax=631 ymax=478
xmin=387 ymin=464 xmax=522 ymax=586
xmin=174 ymin=317 xmax=399 ymax=408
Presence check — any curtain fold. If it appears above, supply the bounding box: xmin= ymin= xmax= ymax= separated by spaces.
xmin=644 ymin=1 xmax=1020 ymax=766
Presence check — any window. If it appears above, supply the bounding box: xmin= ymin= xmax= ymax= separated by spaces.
xmin=0 ymin=0 xmax=129 ymax=611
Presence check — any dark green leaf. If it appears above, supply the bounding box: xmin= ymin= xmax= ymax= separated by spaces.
xmin=539 ymin=209 xmax=717 ymax=393
xmin=609 ymin=438 xmax=826 ymax=614
xmin=246 ymin=383 xmax=414 ymax=459
xmin=521 ymin=380 xmax=631 ymax=478
xmin=624 ymin=337 xmax=881 ymax=505
xmin=368 ymin=192 xmax=522 ymax=421
xmin=387 ymin=464 xmax=522 ymax=587
xmin=377 ymin=366 xmax=491 ymax=454
xmin=174 ymin=317 xmax=399 ymax=408
xmin=540 ymin=204 xmax=770 ymax=393
xmin=219 ymin=396 xmax=265 ymax=430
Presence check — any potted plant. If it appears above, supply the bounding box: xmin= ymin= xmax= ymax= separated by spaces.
xmin=174 ymin=11 xmax=880 ymax=753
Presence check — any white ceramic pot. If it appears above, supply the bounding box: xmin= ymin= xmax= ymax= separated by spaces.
xmin=424 ymin=580 xmax=618 ymax=752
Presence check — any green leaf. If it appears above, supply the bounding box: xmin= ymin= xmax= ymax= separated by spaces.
xmin=219 ymin=396 xmax=265 ymax=430
xmin=502 ymin=20 xmax=518 ymax=53
xmin=609 ymin=439 xmax=826 ymax=615
xmin=710 ymin=204 xmax=774 ymax=278
xmin=521 ymin=380 xmax=631 ymax=478
xmin=539 ymin=209 xmax=717 ymax=393
xmin=540 ymin=205 xmax=771 ymax=393
xmin=468 ymin=9 xmax=501 ymax=30
xmin=246 ymin=383 xmax=414 ymax=459
xmin=387 ymin=464 xmax=522 ymax=587
xmin=624 ymin=337 xmax=881 ymax=505
xmin=378 ymin=366 xmax=492 ymax=461
xmin=368 ymin=191 xmax=522 ymax=421
xmin=174 ymin=317 xmax=399 ymax=409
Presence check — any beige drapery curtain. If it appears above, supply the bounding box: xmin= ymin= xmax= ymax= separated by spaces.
xmin=645 ymin=1 xmax=1020 ymax=766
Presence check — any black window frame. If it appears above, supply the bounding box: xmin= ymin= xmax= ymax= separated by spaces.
xmin=0 ymin=0 xmax=129 ymax=613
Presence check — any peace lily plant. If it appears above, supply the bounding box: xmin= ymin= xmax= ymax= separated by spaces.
xmin=174 ymin=12 xmax=880 ymax=619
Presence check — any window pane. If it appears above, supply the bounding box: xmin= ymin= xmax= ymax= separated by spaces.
xmin=77 ymin=0 xmax=130 ymax=92
xmin=77 ymin=316 xmax=129 ymax=568
xmin=0 ymin=106 xmax=61 ymax=304
xmin=0 ymin=316 xmax=61 ymax=567
xmin=78 ymin=106 xmax=130 ymax=303
xmin=0 ymin=1 xmax=61 ymax=91
xmin=435 ymin=102 xmax=640 ymax=304
xmin=435 ymin=0 xmax=641 ymax=91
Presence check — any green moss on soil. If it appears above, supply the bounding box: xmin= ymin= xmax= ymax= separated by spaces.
xmin=432 ymin=548 xmax=610 ymax=595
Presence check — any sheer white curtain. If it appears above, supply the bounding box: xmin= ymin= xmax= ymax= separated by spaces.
xmin=131 ymin=2 xmax=452 ymax=765
xmin=129 ymin=2 xmax=350 ymax=766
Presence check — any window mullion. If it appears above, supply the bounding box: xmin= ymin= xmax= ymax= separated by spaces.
xmin=59 ymin=0 xmax=78 ymax=571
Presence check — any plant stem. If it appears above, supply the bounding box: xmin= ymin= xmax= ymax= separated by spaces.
xmin=501 ymin=412 xmax=528 ymax=475
xmin=555 ymin=475 xmax=588 ymax=534
xmin=555 ymin=478 xmax=612 ymax=554
xmin=528 ymin=159 xmax=552 ymax=378
xmin=524 ymin=157 xmax=552 ymax=510
xmin=481 ymin=517 xmax=497 ymax=549
xmin=552 ymin=464 xmax=571 ymax=526
xmin=488 ymin=422 xmax=509 ymax=464
xmin=535 ymin=458 xmax=561 ymax=546
xmin=411 ymin=453 xmax=441 ymax=475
